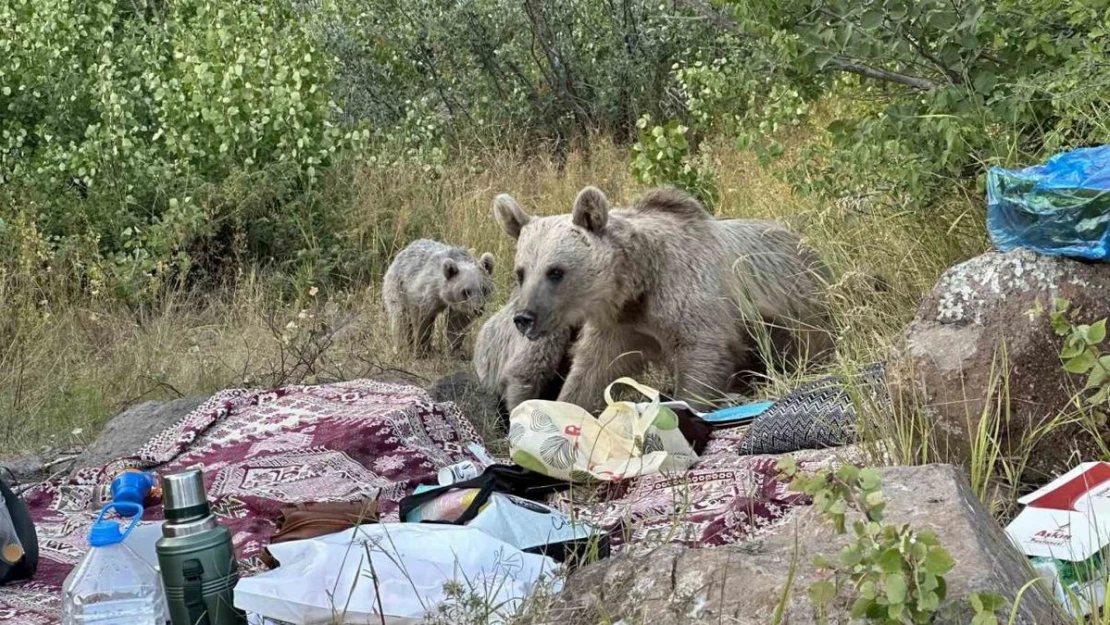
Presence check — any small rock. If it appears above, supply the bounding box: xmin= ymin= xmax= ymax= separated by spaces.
xmin=72 ymin=396 xmax=210 ymax=473
xmin=428 ymin=371 xmax=505 ymax=446
xmin=0 ymin=455 xmax=44 ymax=486
xmin=368 ymin=371 xmax=426 ymax=388
xmin=889 ymin=250 xmax=1110 ymax=482
xmin=543 ymin=464 xmax=1063 ymax=625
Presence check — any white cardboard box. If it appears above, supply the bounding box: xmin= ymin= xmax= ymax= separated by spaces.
xmin=1005 ymin=461 xmax=1110 ymax=615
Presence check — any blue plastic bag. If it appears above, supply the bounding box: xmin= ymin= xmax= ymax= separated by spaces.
xmin=987 ymin=145 xmax=1110 ymax=261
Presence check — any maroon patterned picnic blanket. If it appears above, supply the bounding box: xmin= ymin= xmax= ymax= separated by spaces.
xmin=553 ymin=426 xmax=857 ymax=552
xmin=0 ymin=379 xmax=853 ymax=624
xmin=0 ymin=380 xmax=487 ymax=625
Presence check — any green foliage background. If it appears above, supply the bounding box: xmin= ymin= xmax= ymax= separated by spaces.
xmin=2 ymin=0 xmax=1108 ymax=303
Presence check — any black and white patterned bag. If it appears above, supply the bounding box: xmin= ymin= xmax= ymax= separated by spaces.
xmin=738 ymin=363 xmax=890 ymax=456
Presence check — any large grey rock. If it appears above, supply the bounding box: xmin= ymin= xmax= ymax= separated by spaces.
xmin=73 ymin=396 xmax=209 ymax=472
xmin=543 ymin=465 xmax=1063 ymax=625
xmin=890 ymin=250 xmax=1110 ymax=482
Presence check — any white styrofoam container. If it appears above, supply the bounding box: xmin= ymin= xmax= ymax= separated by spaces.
xmin=1005 ymin=461 xmax=1110 ymax=616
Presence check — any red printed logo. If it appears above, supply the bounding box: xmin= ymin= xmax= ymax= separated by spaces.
xmin=1030 ymin=523 xmax=1071 ymax=545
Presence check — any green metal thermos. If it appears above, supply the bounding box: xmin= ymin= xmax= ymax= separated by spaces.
xmin=156 ymin=469 xmax=246 ymax=625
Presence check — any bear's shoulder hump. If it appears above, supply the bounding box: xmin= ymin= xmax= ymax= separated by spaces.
xmin=631 ymin=188 xmax=712 ymax=221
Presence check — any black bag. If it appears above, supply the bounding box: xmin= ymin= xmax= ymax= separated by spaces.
xmin=399 ymin=464 xmax=569 ymax=525
xmin=399 ymin=464 xmax=609 ymax=565
xmin=0 ymin=478 xmax=38 ymax=585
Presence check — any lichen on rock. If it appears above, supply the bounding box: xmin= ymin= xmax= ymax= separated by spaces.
xmin=934 ymin=250 xmax=1090 ymax=325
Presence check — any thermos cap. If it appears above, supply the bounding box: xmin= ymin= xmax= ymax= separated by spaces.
xmin=161 ymin=469 xmax=210 ymax=522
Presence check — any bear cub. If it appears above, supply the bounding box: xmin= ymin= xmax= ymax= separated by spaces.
xmin=382 ymin=239 xmax=495 ymax=357
xmin=473 ymin=291 xmax=579 ymax=420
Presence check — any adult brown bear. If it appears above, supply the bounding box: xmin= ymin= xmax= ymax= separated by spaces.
xmin=493 ymin=186 xmax=833 ymax=412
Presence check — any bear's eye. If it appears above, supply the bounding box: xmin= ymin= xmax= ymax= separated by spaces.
xmin=515 ymin=268 xmax=525 ymax=285
xmin=546 ymin=267 xmax=564 ymax=284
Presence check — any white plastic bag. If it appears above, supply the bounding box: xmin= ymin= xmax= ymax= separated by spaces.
xmin=404 ymin=486 xmax=601 ymax=555
xmin=233 ymin=524 xmax=560 ymax=625
xmin=466 ymin=492 xmax=599 ymax=554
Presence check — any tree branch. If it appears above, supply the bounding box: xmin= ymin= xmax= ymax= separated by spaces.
xmin=673 ymin=0 xmax=754 ymax=39
xmin=679 ymin=0 xmax=939 ymax=91
xmin=899 ymin=18 xmax=963 ymax=86
xmin=826 ymin=57 xmax=938 ymax=91
xmin=813 ymin=6 xmax=950 ymax=89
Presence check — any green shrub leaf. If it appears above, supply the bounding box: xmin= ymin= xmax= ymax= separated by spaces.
xmin=884 ymin=572 xmax=907 ymax=604
xmin=923 ymin=546 xmax=955 ymax=575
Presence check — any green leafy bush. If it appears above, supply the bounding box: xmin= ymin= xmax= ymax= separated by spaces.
xmin=630 ymin=115 xmax=718 ymax=209
xmin=1047 ymin=298 xmax=1110 ymax=418
xmin=4 ymin=0 xmax=1110 ymax=304
xmin=318 ymin=0 xmax=736 ymax=151
xmin=0 ymin=0 xmax=365 ymax=298
xmin=778 ymin=458 xmax=1005 ymax=624
xmin=716 ymin=0 xmax=1110 ymax=210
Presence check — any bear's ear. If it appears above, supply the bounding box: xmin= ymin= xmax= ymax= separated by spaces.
xmin=493 ymin=194 xmax=531 ymax=240
xmin=442 ymin=257 xmax=459 ymax=280
xmin=479 ymin=252 xmax=495 ymax=275
xmin=572 ymin=186 xmax=609 ymax=233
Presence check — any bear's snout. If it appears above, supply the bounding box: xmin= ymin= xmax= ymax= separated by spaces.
xmin=513 ymin=311 xmax=537 ymax=337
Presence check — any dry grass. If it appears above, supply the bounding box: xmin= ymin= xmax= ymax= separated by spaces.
xmin=0 ymin=138 xmax=986 ymax=459
xmin=8 ymin=135 xmax=1105 ymax=623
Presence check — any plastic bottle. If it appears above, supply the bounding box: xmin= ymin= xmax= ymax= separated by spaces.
xmin=62 ymin=502 xmax=168 ymax=625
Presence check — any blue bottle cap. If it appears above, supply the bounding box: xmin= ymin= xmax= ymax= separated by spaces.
xmin=88 ymin=520 xmax=125 ymax=547
xmin=88 ymin=502 xmax=143 ymax=547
